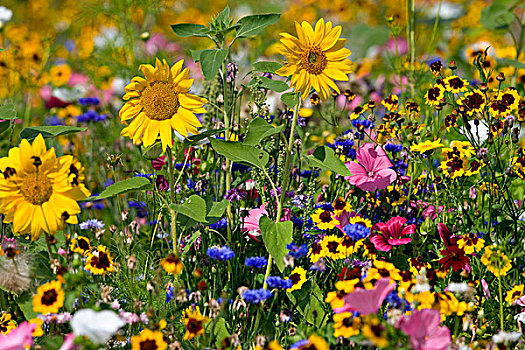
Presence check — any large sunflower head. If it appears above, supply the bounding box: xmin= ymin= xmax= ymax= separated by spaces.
xmin=120 ymin=58 xmax=208 ymax=151
xmin=0 ymin=134 xmax=90 ymax=241
xmin=276 ymin=18 xmax=353 ymax=101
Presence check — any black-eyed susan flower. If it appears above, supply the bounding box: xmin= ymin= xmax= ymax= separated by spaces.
xmin=29 ymin=317 xmax=44 ymax=337
xmin=457 ymin=90 xmax=485 ymax=116
xmin=293 ymin=335 xmax=329 ymax=350
xmin=308 ymin=241 xmax=324 ymax=263
xmin=85 ymin=245 xmax=115 ymax=275
xmin=456 ymin=233 xmax=485 ymax=254
xmin=120 ymin=58 xmax=208 ymax=151
xmin=481 ymin=246 xmax=512 ymax=277
xmin=0 ymin=134 xmax=90 ymax=241
xmin=131 ymin=329 xmax=167 ymax=350
xmin=275 ymin=18 xmax=353 ymax=100
xmin=362 ymin=316 xmax=388 ymax=348
xmin=425 ymin=84 xmax=445 ymax=106
xmin=333 ymin=313 xmax=360 ymax=338
xmin=287 ymin=266 xmax=307 ymax=292
xmin=182 ymin=307 xmax=209 ymax=340
xmin=429 ymin=60 xmax=443 ymax=76
xmin=506 ymin=285 xmax=524 ymax=304
xmin=71 ymin=236 xmax=91 ymax=256
xmin=339 ymin=235 xmax=363 ymax=256
xmin=0 ymin=312 xmax=16 ymax=335
xmin=160 ymin=253 xmax=183 ymax=275
xmin=444 ymin=75 xmax=468 ymax=93
xmin=311 ymin=208 xmax=340 ymax=230
xmin=320 ymin=235 xmax=345 ymax=260
xmin=381 ymin=94 xmax=399 ymax=112
xmin=325 ymin=290 xmax=346 ymax=309
xmin=32 ymin=280 xmax=64 ymax=314
xmin=349 ymin=104 xmax=368 ymax=120
xmin=332 ymin=196 xmax=351 ymax=216
xmin=49 ymin=64 xmax=71 ymax=87
xmin=411 ymin=139 xmax=444 ymax=155
xmin=512 ymin=156 xmax=525 ymax=179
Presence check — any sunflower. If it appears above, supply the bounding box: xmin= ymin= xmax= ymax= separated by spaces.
xmin=182 ymin=307 xmax=209 ymax=340
xmin=71 ymin=236 xmax=91 ymax=255
xmin=120 ymin=58 xmax=208 ymax=151
xmin=287 ymin=266 xmax=307 ymax=292
xmin=33 ymin=280 xmax=64 ymax=314
xmin=160 ymin=253 xmax=183 ymax=275
xmin=131 ymin=329 xmax=167 ymax=350
xmin=0 ymin=312 xmax=16 ymax=335
xmin=0 ymin=134 xmax=90 ymax=241
xmin=275 ymin=18 xmax=353 ymax=100
xmin=85 ymin=245 xmax=116 ymax=275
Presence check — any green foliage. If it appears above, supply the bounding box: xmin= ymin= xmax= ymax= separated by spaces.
xmin=0 ymin=102 xmax=17 ymax=120
xmin=169 ymin=195 xmax=229 ymax=225
xmin=235 ymin=14 xmax=280 ymax=38
xmin=252 ymin=61 xmax=283 ymax=73
xmin=199 ymin=49 xmax=229 ymax=80
xmin=170 ymin=23 xmax=211 ymax=37
xmin=249 ymin=76 xmax=289 ymax=92
xmin=260 ymin=216 xmax=293 ymax=272
xmin=209 ymin=138 xmax=270 ymax=169
xmin=306 ymin=146 xmax=352 ymax=176
xmin=84 ymin=177 xmax=151 ymax=201
xmin=481 ymin=3 xmax=515 ymax=30
xmin=20 ymin=126 xmax=87 ymax=141
xmin=244 ymin=117 xmax=285 ymax=146
xmin=281 ymin=92 xmax=300 ymax=108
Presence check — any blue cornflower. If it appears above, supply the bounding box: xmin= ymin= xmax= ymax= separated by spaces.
xmin=78 ymin=97 xmax=100 ymax=105
xmin=207 ymin=246 xmax=235 ymax=261
xmin=384 ymin=143 xmax=403 ymax=154
xmin=166 ymin=287 xmax=174 ymax=303
xmin=209 ymin=217 xmax=227 ymax=230
xmin=266 ymin=276 xmax=292 ymax=289
xmin=344 ymin=223 xmax=371 ymax=241
xmin=44 ymin=116 xmax=64 ymax=126
xmin=245 ymin=257 xmax=268 ymax=269
xmin=79 ymin=219 xmax=105 ymax=230
xmin=242 ymin=288 xmax=272 ymax=304
xmin=287 ymin=242 xmax=309 ymax=259
xmin=291 ymin=340 xmax=310 ymax=349
xmin=77 ymin=110 xmax=107 ymax=123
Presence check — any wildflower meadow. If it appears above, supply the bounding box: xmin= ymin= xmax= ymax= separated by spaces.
xmin=1 ymin=0 xmax=525 ymax=349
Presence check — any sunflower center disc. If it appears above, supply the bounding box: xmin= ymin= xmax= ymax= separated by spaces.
xmin=20 ymin=172 xmax=53 ymax=205
xmin=140 ymin=82 xmax=180 ymax=121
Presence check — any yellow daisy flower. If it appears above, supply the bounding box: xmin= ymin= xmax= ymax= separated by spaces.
xmin=287 ymin=266 xmax=307 ymax=292
xmin=33 ymin=280 xmax=64 ymax=314
xmin=160 ymin=253 xmax=183 ymax=275
xmin=85 ymin=245 xmax=116 ymax=275
xmin=333 ymin=313 xmax=361 ymax=338
xmin=443 ymin=75 xmax=469 ymax=93
xmin=0 ymin=134 xmax=90 ymax=241
xmin=182 ymin=307 xmax=209 ymax=340
xmin=49 ymin=64 xmax=71 ymax=87
xmin=481 ymin=246 xmax=512 ymax=277
xmin=120 ymin=58 xmax=208 ymax=151
xmin=131 ymin=329 xmax=167 ymax=350
xmin=295 ymin=335 xmax=329 ymax=350
xmin=71 ymin=236 xmax=91 ymax=256
xmin=0 ymin=312 xmax=16 ymax=335
xmin=506 ymin=285 xmax=524 ymax=304
xmin=332 ymin=196 xmax=351 ymax=216
xmin=362 ymin=316 xmax=388 ymax=348
xmin=320 ymin=235 xmax=345 ymax=260
xmin=275 ymin=18 xmax=353 ymax=100
xmin=311 ymin=208 xmax=340 ymax=230
xmin=411 ymin=139 xmax=444 ymax=154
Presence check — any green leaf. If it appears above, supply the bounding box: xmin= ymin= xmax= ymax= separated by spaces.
xmin=0 ymin=102 xmax=17 ymax=120
xmin=200 ymin=49 xmax=229 ymax=80
xmin=182 ymin=128 xmax=225 ymax=148
xmin=235 ymin=13 xmax=280 ymax=38
xmin=306 ymin=146 xmax=351 ymax=176
xmin=252 ymin=61 xmax=282 ymax=73
xmin=260 ymin=217 xmax=293 ymax=272
xmin=171 ymin=23 xmax=210 ymax=37
xmin=84 ymin=177 xmax=150 ymax=201
xmin=206 ymin=198 xmax=230 ymax=220
xmin=207 ymin=317 xmax=230 ymax=348
xmin=498 ymin=58 xmax=525 ymax=69
xmin=170 ymin=195 xmax=207 ymax=222
xmin=287 ymin=281 xmax=327 ymax=327
xmin=190 ymin=49 xmax=204 ymax=62
xmin=216 ymin=6 xmax=231 ymax=26
xmin=252 ymin=76 xmax=289 ymax=92
xmin=182 ymin=230 xmax=202 ymax=255
xmin=20 ymin=126 xmax=87 ymax=141
xmin=16 ymin=293 xmax=38 ymax=319
xmin=244 ymin=117 xmax=285 ymax=146
xmin=210 ymin=138 xmax=269 ymax=169
xmin=281 ymin=92 xmax=300 ymax=108
xmin=481 ymin=3 xmax=515 ymax=30
xmin=0 ymin=121 xmax=10 ymax=134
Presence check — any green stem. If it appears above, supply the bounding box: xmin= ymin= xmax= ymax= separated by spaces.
xmin=498 ymin=275 xmax=504 ymax=331
xmin=167 ymin=147 xmax=178 ymax=253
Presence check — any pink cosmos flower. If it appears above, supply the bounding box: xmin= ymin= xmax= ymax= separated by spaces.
xmin=334 ymin=278 xmax=395 ymax=315
xmin=242 ymin=205 xmax=290 ymax=239
xmin=59 ymin=333 xmax=79 ymax=350
xmin=345 ymin=143 xmax=397 ymax=192
xmin=397 ymin=309 xmax=451 ymax=350
xmin=0 ymin=321 xmax=35 ymax=350
xmin=370 ymin=217 xmax=416 ymax=251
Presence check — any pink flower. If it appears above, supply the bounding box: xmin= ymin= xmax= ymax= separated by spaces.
xmin=345 ymin=143 xmax=397 ymax=192
xmin=0 ymin=321 xmax=35 ymax=350
xmin=370 ymin=217 xmax=415 ymax=251
xmin=334 ymin=278 xmax=395 ymax=315
xmin=242 ymin=205 xmax=290 ymax=239
xmin=397 ymin=309 xmax=451 ymax=350
xmin=59 ymin=333 xmax=79 ymax=350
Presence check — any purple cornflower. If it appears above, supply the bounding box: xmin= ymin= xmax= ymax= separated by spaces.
xmin=224 ymin=188 xmax=247 ymax=202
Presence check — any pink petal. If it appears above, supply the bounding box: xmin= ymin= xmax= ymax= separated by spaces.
xmin=371 ymin=235 xmax=392 ymax=251
xmin=387 ymin=238 xmax=412 ymax=246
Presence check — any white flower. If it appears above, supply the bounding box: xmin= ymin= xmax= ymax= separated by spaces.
xmin=70 ymin=309 xmax=125 ymax=345
xmin=448 ymin=282 xmax=472 ymax=294
xmin=514 ymin=311 xmax=525 ymax=324
xmin=426 ymin=1 xmax=463 ymax=20
xmin=492 ymin=331 xmax=522 ymax=344
xmin=0 ymin=6 xmax=13 ymax=22
xmin=460 ymin=119 xmax=489 ymax=145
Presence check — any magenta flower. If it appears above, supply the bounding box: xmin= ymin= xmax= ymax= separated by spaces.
xmin=370 ymin=217 xmax=416 ymax=252
xmin=242 ymin=205 xmax=290 ymax=239
xmin=0 ymin=321 xmax=35 ymax=350
xmin=397 ymin=309 xmax=451 ymax=350
xmin=345 ymin=143 xmax=397 ymax=192
xmin=334 ymin=278 xmax=395 ymax=315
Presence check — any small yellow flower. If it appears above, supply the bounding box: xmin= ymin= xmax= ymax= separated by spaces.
xmin=29 ymin=317 xmax=44 ymax=337
xmin=481 ymin=246 xmax=512 ymax=277
xmin=0 ymin=312 xmax=16 ymax=335
xmin=160 ymin=253 xmax=183 ymax=275
xmin=71 ymin=236 xmax=91 ymax=256
xmin=506 ymin=285 xmax=524 ymax=304
xmin=85 ymin=245 xmax=116 ymax=275
xmin=182 ymin=307 xmax=209 ymax=340
xmin=456 ymin=233 xmax=484 ymax=255
xmin=381 ymin=94 xmax=399 ymax=112
xmin=320 ymin=235 xmax=345 ymax=260
xmin=311 ymin=208 xmax=340 ymax=230
xmin=411 ymin=139 xmax=444 ymax=155
xmin=362 ymin=316 xmax=388 ymax=348
xmin=443 ymin=75 xmax=468 ymax=93
xmin=33 ymin=280 xmax=65 ymax=314
xmin=287 ymin=266 xmax=307 ymax=292
xmin=131 ymin=329 xmax=167 ymax=350
xmin=49 ymin=64 xmax=71 ymax=86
